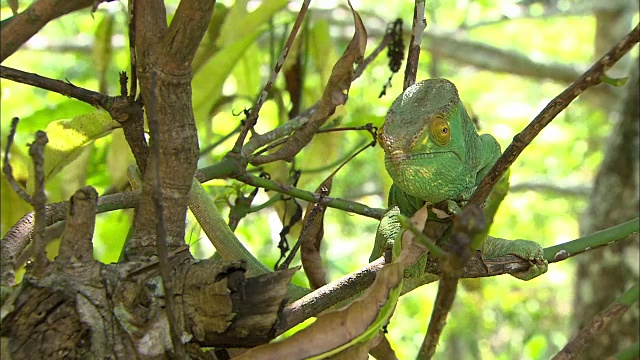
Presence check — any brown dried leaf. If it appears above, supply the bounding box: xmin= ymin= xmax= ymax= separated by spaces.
xmin=399 ymin=205 xmax=431 ymax=267
xmin=431 ymin=207 xmax=450 ymax=219
xmin=368 ymin=333 xmax=399 ymax=360
xmin=235 ymin=253 xmax=403 ymax=359
xmin=300 ymin=177 xmax=333 ymax=289
xmin=284 ymin=41 xmax=303 ymax=118
xmin=251 ymin=0 xmax=367 ymax=165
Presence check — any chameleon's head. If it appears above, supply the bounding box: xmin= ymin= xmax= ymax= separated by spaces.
xmin=378 ymin=79 xmax=479 ymax=203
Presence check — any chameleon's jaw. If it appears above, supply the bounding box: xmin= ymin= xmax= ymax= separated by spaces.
xmin=386 ymin=149 xmax=462 ymax=164
xmin=384 ymin=151 xmax=472 ymax=203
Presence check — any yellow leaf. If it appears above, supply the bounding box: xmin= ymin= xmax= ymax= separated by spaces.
xmin=27 ymin=111 xmax=119 ymax=191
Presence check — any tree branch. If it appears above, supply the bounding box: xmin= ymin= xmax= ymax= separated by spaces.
xmin=425 ymin=32 xmax=583 ymax=84
xmin=133 ymin=0 xmax=167 ymax=58
xmin=0 ymin=0 xmax=108 ymax=62
xmin=280 ymin=219 xmax=638 ymax=335
xmin=0 ymin=66 xmax=112 ymax=108
xmin=232 ymin=0 xmax=311 ymax=153
xmin=403 ymin=0 xmax=426 ymax=89
xmin=509 ymin=181 xmax=591 ymax=197
xmin=27 ymin=131 xmax=49 ymax=273
xmin=163 ymin=0 xmax=217 ymax=72
xmin=0 ymin=191 xmax=140 ymax=286
xmin=241 ymin=30 xmax=391 ymax=158
xmin=235 ymin=171 xmax=384 ymax=219
xmin=467 ymin=24 xmax=639 ymax=208
xmin=552 ymin=284 xmax=639 ymax=360
xmin=56 ymin=187 xmax=98 ymax=265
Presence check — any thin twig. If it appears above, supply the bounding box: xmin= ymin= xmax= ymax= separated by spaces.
xmin=2 ymin=118 xmax=33 ymax=203
xmin=28 ymin=131 xmax=49 ymax=271
xmin=236 ymin=170 xmax=385 ymax=220
xmin=242 ymin=30 xmax=396 ymax=157
xmin=278 ymin=199 xmax=321 ymax=271
xmin=417 ymin=206 xmax=483 ymax=359
xmin=316 ymin=123 xmax=377 ymax=135
xmin=0 ymin=66 xmax=112 ymax=108
xmin=403 ymin=0 xmax=426 ymax=89
xmin=232 ymin=0 xmax=311 ymax=153
xmin=297 ymin=141 xmax=368 ymax=174
xmin=277 ymin=137 xmax=375 ymax=271
xmin=128 ymin=0 xmax=137 ymax=100
xmin=467 ymin=24 xmax=640 ymax=208
xmin=354 ymin=31 xmax=393 ymax=79
xmin=418 ymin=276 xmax=458 ymax=359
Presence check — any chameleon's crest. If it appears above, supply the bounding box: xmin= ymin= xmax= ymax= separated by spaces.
xmin=379 ymin=78 xmax=459 ymax=153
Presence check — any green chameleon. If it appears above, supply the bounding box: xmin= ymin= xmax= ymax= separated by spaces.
xmin=372 ymin=78 xmax=548 ymax=281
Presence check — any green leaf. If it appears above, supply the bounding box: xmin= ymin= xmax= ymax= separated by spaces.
xmin=308 ymin=19 xmax=337 ymax=87
xmin=9 ymin=100 xmax=96 ymax=142
xmin=600 ymin=74 xmax=629 ymax=87
xmin=27 ymin=110 xmax=119 ymax=191
xmin=106 ymin=129 xmax=136 ymax=187
xmin=192 ymin=33 xmax=258 ymax=123
xmin=192 ymin=3 xmax=229 ymax=72
xmin=93 ymin=13 xmax=114 ymax=77
xmin=207 ymin=3 xmax=229 ymax=44
xmin=218 ymin=0 xmax=288 ymax=46
xmin=192 ymin=0 xmax=289 ymax=123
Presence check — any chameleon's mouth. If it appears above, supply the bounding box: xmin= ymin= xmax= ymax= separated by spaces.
xmin=387 ymin=150 xmax=460 ymax=163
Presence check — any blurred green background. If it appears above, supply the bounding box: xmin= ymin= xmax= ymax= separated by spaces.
xmin=1 ymin=1 xmax=638 ymax=358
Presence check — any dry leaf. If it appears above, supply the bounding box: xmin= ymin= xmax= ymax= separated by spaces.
xmin=252 ymin=0 xmax=367 ymax=165
xmin=431 ymin=207 xmax=450 ymax=219
xmin=236 ymin=249 xmax=403 ymax=359
xmin=301 ymin=177 xmax=333 ymax=289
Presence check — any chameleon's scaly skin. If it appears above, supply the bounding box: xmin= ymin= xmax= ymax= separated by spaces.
xmin=379 ymin=79 xmax=500 ymax=203
xmin=374 ymin=78 xmax=548 ymax=281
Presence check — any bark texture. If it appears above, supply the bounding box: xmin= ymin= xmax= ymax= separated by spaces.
xmin=572 ymin=56 xmax=639 ymax=358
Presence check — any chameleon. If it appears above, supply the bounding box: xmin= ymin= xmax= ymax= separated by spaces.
xmin=372 ymin=78 xmax=548 ymax=281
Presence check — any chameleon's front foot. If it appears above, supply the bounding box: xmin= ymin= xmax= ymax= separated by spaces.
xmin=504 ymin=239 xmax=548 ymax=281
xmin=482 ymin=237 xmax=548 ymax=281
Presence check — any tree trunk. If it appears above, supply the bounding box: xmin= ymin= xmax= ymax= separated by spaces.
xmin=572 ymin=51 xmax=639 ymax=358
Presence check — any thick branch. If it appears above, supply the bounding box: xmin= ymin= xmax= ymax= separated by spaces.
xmin=0 ymin=0 xmax=106 ymax=62
xmin=126 ymin=0 xmax=213 ymax=256
xmin=163 ymin=0 xmax=217 ymax=72
xmin=133 ymin=0 xmax=167 ymax=58
xmin=56 ymin=187 xmax=98 ymax=265
xmin=0 ymin=191 xmax=140 ymax=286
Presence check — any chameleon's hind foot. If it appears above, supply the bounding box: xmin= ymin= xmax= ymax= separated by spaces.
xmin=505 ymin=239 xmax=548 ymax=281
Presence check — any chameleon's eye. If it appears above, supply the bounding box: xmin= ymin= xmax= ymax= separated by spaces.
xmin=429 ymin=115 xmax=451 ymax=146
